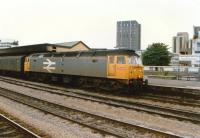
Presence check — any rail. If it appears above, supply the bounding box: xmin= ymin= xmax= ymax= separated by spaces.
xmin=0 ymin=114 xmax=40 ymax=138
xmin=0 ymin=76 xmax=198 ymax=137
xmin=0 ymin=84 xmax=184 ymax=138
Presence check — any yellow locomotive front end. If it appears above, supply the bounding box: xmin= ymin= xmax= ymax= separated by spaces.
xmin=128 ymin=55 xmax=147 ymax=86
xmin=107 ymin=53 xmax=147 ymax=88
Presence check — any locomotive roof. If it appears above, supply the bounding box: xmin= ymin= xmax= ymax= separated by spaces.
xmin=30 ymin=49 xmax=139 ymax=57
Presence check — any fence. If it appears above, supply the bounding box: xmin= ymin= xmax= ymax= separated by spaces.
xmin=144 ymin=66 xmax=200 ymax=81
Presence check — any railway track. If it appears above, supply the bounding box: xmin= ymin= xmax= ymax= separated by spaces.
xmin=0 ymin=113 xmax=40 ymax=138
xmin=1 ymin=76 xmax=200 ymax=108
xmin=0 ymin=86 xmax=182 ymax=138
xmin=136 ymin=93 xmax=200 ymax=107
xmin=0 ymin=76 xmax=200 ymax=124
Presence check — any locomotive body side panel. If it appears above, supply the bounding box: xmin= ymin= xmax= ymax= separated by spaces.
xmin=28 ymin=54 xmax=107 ymax=78
xmin=29 ymin=56 xmax=61 ymax=73
xmin=61 ymin=56 xmax=107 ymax=78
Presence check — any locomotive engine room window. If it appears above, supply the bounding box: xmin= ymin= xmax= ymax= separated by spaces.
xmin=92 ymin=59 xmax=97 ymax=62
xmin=117 ymin=56 xmax=125 ymax=64
xmin=38 ymin=55 xmax=44 ymax=58
xmin=109 ymin=56 xmax=115 ymax=64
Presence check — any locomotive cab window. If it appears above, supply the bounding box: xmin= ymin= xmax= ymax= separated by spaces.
xmin=117 ymin=56 xmax=126 ymax=64
xmin=128 ymin=56 xmax=142 ymax=65
xmin=109 ymin=56 xmax=115 ymax=64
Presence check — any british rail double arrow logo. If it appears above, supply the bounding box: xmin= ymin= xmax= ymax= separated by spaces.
xmin=43 ymin=59 xmax=56 ymax=72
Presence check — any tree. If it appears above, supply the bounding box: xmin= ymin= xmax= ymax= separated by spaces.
xmin=12 ymin=41 xmax=19 ymax=45
xmin=142 ymin=43 xmax=171 ymax=66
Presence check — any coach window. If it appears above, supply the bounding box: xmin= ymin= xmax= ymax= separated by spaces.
xmin=117 ymin=56 xmax=126 ymax=64
xmin=109 ymin=56 xmax=115 ymax=64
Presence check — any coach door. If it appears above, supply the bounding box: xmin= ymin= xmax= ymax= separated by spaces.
xmin=24 ymin=57 xmax=30 ymax=72
xmin=107 ymin=56 xmax=116 ymax=77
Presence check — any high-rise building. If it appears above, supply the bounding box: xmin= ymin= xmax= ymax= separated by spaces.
xmin=173 ymin=32 xmax=191 ymax=54
xmin=193 ymin=26 xmax=200 ymax=39
xmin=116 ymin=20 xmax=141 ymax=51
xmin=192 ymin=38 xmax=200 ymax=55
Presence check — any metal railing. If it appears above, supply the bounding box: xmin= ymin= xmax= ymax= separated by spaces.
xmin=144 ymin=66 xmax=200 ymax=81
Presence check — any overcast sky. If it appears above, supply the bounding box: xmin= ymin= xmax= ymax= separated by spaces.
xmin=0 ymin=0 xmax=199 ymax=50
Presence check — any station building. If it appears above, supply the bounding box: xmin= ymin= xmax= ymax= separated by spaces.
xmin=0 ymin=41 xmax=91 ymax=56
xmin=53 ymin=41 xmax=90 ymax=52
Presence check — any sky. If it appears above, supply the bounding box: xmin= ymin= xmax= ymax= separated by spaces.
xmin=0 ymin=0 xmax=199 ymax=50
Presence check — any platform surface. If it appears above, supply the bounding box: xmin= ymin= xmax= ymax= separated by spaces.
xmin=148 ymin=78 xmax=200 ymax=90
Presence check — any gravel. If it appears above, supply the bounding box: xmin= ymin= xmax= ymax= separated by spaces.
xmin=0 ymin=80 xmax=200 ymax=137
xmin=0 ymin=96 xmax=114 ymax=138
xmin=68 ymin=87 xmax=200 ymax=113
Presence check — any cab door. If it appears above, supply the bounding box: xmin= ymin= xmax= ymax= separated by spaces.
xmin=107 ymin=56 xmax=116 ymax=76
xmin=116 ymin=56 xmax=129 ymax=79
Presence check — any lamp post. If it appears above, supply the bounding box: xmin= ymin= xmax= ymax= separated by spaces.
xmin=199 ymin=54 xmax=200 ymax=81
xmin=175 ymin=54 xmax=180 ymax=80
xmin=178 ymin=59 xmax=180 ymax=80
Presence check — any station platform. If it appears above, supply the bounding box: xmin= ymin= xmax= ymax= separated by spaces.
xmin=148 ymin=78 xmax=200 ymax=90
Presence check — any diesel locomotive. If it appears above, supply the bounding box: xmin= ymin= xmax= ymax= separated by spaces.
xmin=0 ymin=49 xmax=147 ymax=91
